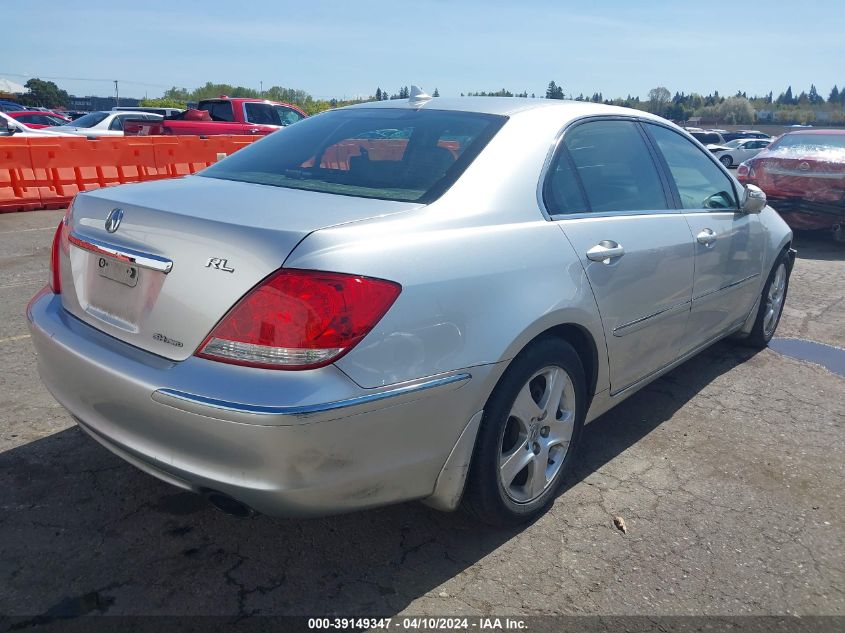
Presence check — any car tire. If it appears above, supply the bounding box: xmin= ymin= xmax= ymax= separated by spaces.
xmin=462 ymin=337 xmax=587 ymax=526
xmin=720 ymin=155 xmax=733 ymax=168
xmin=741 ymin=251 xmax=791 ymax=349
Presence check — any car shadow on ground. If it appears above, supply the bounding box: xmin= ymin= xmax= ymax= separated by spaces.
xmin=0 ymin=342 xmax=758 ymax=619
xmin=792 ymin=229 xmax=844 ymax=261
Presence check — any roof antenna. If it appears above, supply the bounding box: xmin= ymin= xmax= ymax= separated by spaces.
xmin=409 ymin=85 xmax=432 ymax=107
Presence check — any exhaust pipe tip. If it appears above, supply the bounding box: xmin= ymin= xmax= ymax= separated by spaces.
xmin=204 ymin=491 xmax=254 ymax=518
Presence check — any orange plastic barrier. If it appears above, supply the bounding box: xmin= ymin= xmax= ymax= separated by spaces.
xmin=0 ymin=135 xmax=259 ymax=213
xmin=0 ymin=138 xmax=42 ymax=212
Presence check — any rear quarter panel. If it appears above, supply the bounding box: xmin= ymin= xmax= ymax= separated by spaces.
xmin=283 ymin=107 xmax=608 ymax=397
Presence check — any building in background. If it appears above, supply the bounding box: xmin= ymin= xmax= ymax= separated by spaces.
xmin=67 ymin=95 xmax=141 ymax=112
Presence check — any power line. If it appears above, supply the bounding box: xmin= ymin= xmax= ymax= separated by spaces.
xmin=0 ymin=72 xmax=169 ymax=89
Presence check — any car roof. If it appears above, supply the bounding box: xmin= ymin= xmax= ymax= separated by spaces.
xmin=9 ymin=110 xmax=64 ymax=116
xmin=341 ymin=96 xmax=670 ymax=122
xmin=781 ymin=128 xmax=845 ymax=135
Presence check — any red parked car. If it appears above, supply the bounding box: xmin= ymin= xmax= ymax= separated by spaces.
xmin=737 ymin=129 xmax=845 ymax=235
xmin=123 ymin=97 xmax=306 ymax=136
xmin=6 ymin=110 xmax=71 ymax=129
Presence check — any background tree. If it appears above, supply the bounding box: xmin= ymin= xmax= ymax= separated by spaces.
xmin=829 ymin=85 xmax=840 ymax=104
xmin=466 ymin=88 xmax=514 ymax=97
xmin=139 ymin=97 xmax=187 ymax=109
xmin=776 ymin=86 xmax=795 ymax=105
xmin=717 ymin=96 xmax=755 ymax=124
xmin=163 ymin=86 xmax=191 ymax=102
xmin=647 ymin=86 xmax=671 ymax=115
xmin=432 ymin=87 xmax=440 ymax=97
xmin=20 ymin=78 xmax=69 ymax=108
xmin=545 ymin=81 xmax=564 ymax=99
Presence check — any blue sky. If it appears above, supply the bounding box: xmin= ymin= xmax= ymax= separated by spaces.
xmin=3 ymin=0 xmax=844 ymax=100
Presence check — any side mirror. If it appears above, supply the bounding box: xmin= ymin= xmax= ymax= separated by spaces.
xmin=2 ymin=118 xmax=17 ymax=135
xmin=742 ymin=184 xmax=766 ymax=214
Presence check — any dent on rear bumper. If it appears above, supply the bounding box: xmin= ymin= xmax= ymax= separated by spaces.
xmin=26 ymin=291 xmax=496 ymax=516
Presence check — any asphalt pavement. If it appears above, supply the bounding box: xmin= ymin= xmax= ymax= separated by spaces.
xmin=0 ymin=209 xmax=842 ymax=621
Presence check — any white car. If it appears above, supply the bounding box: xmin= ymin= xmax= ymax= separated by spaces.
xmin=0 ymin=111 xmax=75 ymax=137
xmin=711 ymin=138 xmax=772 ymax=168
xmin=113 ymin=106 xmax=184 ymax=117
xmin=56 ymin=111 xmax=163 ymax=137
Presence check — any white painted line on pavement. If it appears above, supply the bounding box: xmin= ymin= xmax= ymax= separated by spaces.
xmin=0 ymin=280 xmax=44 ymax=290
xmin=0 ymin=334 xmax=30 ymax=344
xmin=0 ymin=226 xmax=55 ymax=235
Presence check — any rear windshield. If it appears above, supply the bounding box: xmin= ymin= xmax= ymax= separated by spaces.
xmin=64 ymin=111 xmax=108 ymax=128
xmin=691 ymin=132 xmax=722 ymax=144
xmin=771 ymin=133 xmax=845 ymax=151
xmin=200 ymin=108 xmax=506 ymax=203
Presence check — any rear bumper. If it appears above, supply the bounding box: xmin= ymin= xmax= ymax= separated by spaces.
xmin=27 ymin=290 xmax=494 ymax=517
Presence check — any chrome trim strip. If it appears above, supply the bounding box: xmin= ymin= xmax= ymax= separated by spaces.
xmin=154 ymin=372 xmax=472 ymax=417
xmin=765 ymin=168 xmax=842 ymax=179
xmin=550 ymin=208 xmax=680 ymax=222
xmin=613 ymin=300 xmax=691 ymax=337
xmin=68 ymin=231 xmax=173 ymax=274
xmin=610 ymin=319 xmax=745 ymax=397
xmin=692 ymin=272 xmax=760 ymax=302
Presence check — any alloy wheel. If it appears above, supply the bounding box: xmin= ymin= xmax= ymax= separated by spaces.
xmin=498 ymin=365 xmax=576 ymax=504
xmin=763 ymin=263 xmax=787 ymax=338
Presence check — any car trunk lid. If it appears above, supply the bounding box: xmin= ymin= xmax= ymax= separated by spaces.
xmin=60 ymin=175 xmax=420 ymax=360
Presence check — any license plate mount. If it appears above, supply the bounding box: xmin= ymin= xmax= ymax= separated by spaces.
xmin=97 ymin=256 xmax=139 ymax=288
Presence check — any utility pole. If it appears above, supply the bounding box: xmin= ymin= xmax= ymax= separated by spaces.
xmin=260 ymin=80 xmax=263 ymax=97
xmin=114 ymin=80 xmax=119 ymax=107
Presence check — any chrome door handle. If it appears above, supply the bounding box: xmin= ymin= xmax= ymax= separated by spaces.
xmin=696 ymin=229 xmax=717 ymax=246
xmin=586 ymin=240 xmax=625 ymax=264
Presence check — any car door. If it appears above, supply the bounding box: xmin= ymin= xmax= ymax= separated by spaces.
xmin=544 ymin=118 xmax=695 ymax=394
xmin=736 ymin=140 xmax=760 ymax=163
xmin=107 ymin=113 xmax=132 ymax=135
xmin=643 ymin=123 xmax=765 ymax=352
xmin=747 ymin=140 xmax=770 ymax=159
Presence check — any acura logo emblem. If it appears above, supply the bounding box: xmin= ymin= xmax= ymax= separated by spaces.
xmin=798 ymin=162 xmax=810 ymax=171
xmin=105 ymin=208 xmax=123 ymax=233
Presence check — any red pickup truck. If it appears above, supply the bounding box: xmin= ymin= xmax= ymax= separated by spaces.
xmin=123 ymin=97 xmax=306 ymax=136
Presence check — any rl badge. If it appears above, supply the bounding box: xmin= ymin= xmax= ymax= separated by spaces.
xmin=205 ymin=258 xmax=235 ymax=273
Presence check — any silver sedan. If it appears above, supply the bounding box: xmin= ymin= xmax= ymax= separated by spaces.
xmin=27 ymin=93 xmax=794 ymax=525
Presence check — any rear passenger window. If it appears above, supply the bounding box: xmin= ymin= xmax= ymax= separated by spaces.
xmin=201 ymin=101 xmax=235 ymax=122
xmin=646 ymin=124 xmax=738 ymax=210
xmin=544 ymin=152 xmax=588 ymax=213
xmin=545 ymin=120 xmax=668 ymax=214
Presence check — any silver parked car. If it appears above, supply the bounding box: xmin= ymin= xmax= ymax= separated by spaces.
xmin=710 ymin=138 xmax=772 ymax=168
xmin=57 ymin=110 xmax=163 ymax=137
xmin=28 ymin=93 xmax=794 ymax=525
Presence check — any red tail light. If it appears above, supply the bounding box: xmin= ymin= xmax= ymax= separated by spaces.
xmin=48 ymin=218 xmax=66 ymax=293
xmin=196 ymin=269 xmax=402 ymax=370
xmin=737 ymin=162 xmax=755 ymax=180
